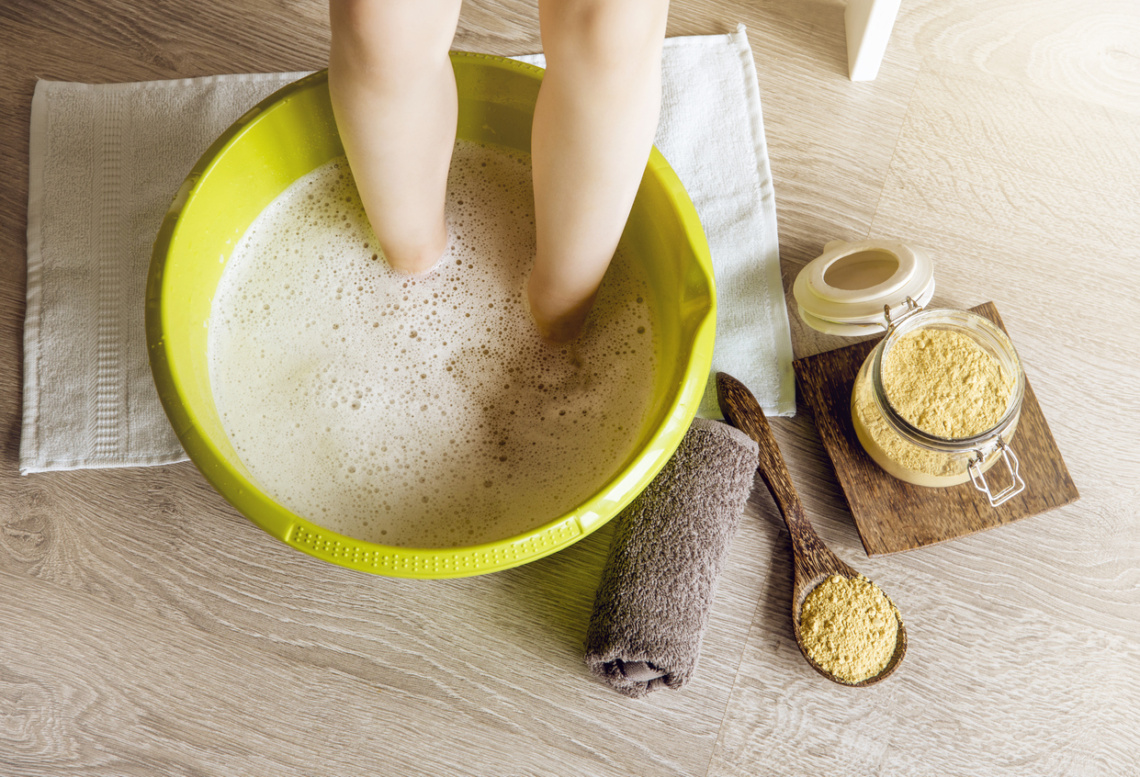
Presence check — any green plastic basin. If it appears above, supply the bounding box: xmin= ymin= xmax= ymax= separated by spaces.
xmin=146 ymin=53 xmax=715 ymax=578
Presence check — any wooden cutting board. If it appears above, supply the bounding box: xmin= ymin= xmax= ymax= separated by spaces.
xmin=793 ymin=301 xmax=1079 ymax=556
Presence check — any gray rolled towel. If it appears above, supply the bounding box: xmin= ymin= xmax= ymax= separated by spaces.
xmin=585 ymin=417 xmax=759 ymax=697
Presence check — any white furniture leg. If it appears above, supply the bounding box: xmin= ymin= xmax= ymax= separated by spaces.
xmin=845 ymin=0 xmax=901 ymax=81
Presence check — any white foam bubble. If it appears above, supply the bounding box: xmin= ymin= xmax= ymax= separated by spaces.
xmin=208 ymin=142 xmax=657 ymax=548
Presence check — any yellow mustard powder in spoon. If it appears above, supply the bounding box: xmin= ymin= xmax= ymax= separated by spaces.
xmin=800 ymin=574 xmax=899 ymax=683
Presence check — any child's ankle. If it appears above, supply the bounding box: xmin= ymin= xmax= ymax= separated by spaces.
xmin=384 ymin=227 xmax=448 ymax=276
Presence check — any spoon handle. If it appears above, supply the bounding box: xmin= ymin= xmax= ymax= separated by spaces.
xmin=715 ymin=373 xmax=849 ymax=577
xmin=716 ymin=374 xmax=806 ymax=522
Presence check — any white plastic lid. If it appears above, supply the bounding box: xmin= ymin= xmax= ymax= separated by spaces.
xmin=792 ymin=239 xmax=936 ymax=336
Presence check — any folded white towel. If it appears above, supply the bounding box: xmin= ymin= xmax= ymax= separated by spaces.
xmin=20 ymin=25 xmax=794 ymax=474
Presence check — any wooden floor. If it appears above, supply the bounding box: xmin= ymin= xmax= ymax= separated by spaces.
xmin=2 ymin=0 xmax=1138 ymax=774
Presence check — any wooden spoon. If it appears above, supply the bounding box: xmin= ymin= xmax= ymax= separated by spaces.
xmin=716 ymin=372 xmax=906 ymax=686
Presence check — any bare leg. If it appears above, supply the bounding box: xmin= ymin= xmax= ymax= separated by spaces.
xmin=328 ymin=0 xmax=462 ymax=274
xmin=528 ymin=0 xmax=670 ymax=341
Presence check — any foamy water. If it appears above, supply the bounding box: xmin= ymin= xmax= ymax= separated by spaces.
xmin=208 ymin=142 xmax=657 ymax=547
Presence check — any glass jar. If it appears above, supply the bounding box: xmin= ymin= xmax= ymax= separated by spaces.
xmin=850 ymin=308 xmax=1026 ymax=505
xmin=793 ymin=239 xmax=1028 ymax=507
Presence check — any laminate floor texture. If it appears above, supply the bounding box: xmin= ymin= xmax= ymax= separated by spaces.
xmin=1 ymin=1 xmax=1138 ymax=775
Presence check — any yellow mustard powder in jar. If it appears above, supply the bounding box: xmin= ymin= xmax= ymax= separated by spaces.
xmin=852 ymin=374 xmax=960 ymax=479
xmin=881 ymin=327 xmax=1013 ymax=438
xmin=852 ymin=323 xmax=1020 ymax=483
xmin=799 ymin=574 xmax=899 ymax=684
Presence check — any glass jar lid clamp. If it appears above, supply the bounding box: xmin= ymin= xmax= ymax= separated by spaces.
xmin=969 ymin=439 xmax=1025 ymax=507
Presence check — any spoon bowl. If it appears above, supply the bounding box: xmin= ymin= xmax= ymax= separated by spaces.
xmin=716 ymin=372 xmax=906 ymax=686
xmin=792 ymin=570 xmax=907 ymax=687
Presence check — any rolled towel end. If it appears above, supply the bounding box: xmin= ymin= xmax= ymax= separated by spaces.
xmin=585 ymin=418 xmax=760 ymax=698
xmin=588 ymin=658 xmax=672 ymax=699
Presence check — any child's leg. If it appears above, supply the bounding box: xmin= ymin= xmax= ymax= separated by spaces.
xmin=527 ymin=0 xmax=670 ymax=341
xmin=328 ymin=0 xmax=463 ymax=274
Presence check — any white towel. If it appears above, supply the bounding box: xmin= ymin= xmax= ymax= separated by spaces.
xmin=20 ymin=25 xmax=794 ymax=474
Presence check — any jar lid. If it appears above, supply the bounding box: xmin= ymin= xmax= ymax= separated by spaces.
xmin=792 ymin=239 xmax=936 ymax=336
